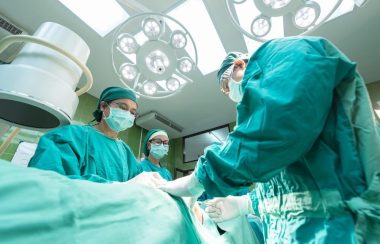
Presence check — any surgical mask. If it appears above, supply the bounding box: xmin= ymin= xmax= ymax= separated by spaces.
xmin=228 ymin=78 xmax=243 ymax=103
xmin=150 ymin=143 xmax=169 ymax=159
xmin=105 ymin=107 xmax=135 ymax=132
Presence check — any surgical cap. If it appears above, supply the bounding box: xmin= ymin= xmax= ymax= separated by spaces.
xmin=216 ymin=52 xmax=246 ymax=84
xmin=143 ymin=129 xmax=168 ymax=156
xmin=92 ymin=86 xmax=137 ymax=122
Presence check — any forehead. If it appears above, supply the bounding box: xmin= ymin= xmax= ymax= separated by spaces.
xmin=112 ymin=98 xmax=137 ymax=109
xmin=151 ymin=135 xmax=169 ymax=141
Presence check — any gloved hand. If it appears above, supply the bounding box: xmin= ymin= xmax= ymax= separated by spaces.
xmin=204 ymin=194 xmax=253 ymax=223
xmin=159 ymin=173 xmax=204 ymax=197
xmin=124 ymin=172 xmax=167 ymax=188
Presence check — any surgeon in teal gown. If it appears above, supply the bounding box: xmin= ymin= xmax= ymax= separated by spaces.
xmin=140 ymin=129 xmax=173 ymax=181
xmin=160 ymin=37 xmax=380 ymax=243
xmin=29 ymin=86 xmax=143 ymax=183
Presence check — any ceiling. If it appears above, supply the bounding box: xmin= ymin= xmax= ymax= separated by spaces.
xmin=1 ymin=0 xmax=379 ymax=138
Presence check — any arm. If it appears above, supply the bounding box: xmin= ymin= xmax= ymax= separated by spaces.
xmin=196 ymin=38 xmax=356 ymax=196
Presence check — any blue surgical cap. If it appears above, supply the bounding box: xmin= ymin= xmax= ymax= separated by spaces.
xmin=143 ymin=129 xmax=167 ymax=156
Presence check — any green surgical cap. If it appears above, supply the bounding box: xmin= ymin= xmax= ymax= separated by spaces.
xmin=92 ymin=86 xmax=137 ymax=122
xmin=143 ymin=129 xmax=167 ymax=156
xmin=216 ymin=52 xmax=244 ymax=84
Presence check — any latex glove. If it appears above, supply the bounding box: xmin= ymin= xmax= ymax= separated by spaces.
xmin=204 ymin=195 xmax=253 ymax=223
xmin=159 ymin=173 xmax=204 ymax=197
xmin=125 ymin=172 xmax=167 ymax=188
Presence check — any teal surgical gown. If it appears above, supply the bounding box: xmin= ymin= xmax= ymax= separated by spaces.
xmin=0 ymin=160 xmax=201 ymax=244
xmin=140 ymin=158 xmax=173 ymax=181
xmin=195 ymin=37 xmax=380 ymax=243
xmin=29 ymin=125 xmax=142 ymax=183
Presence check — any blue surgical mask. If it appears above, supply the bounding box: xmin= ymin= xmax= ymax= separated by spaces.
xmin=150 ymin=143 xmax=169 ymax=159
xmin=105 ymin=107 xmax=134 ymax=132
xmin=228 ymin=78 xmax=243 ymax=103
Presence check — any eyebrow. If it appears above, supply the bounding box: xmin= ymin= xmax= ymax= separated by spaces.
xmin=116 ymin=102 xmax=136 ymax=109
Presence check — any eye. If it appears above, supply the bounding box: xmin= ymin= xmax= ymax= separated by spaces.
xmin=119 ymin=104 xmax=129 ymax=111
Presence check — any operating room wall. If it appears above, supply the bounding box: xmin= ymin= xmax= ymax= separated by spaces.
xmin=367 ymin=80 xmax=380 ymax=108
xmin=171 ymin=122 xmax=236 ymax=179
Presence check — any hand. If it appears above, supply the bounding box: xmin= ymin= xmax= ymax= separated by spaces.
xmin=126 ymin=172 xmax=167 ymax=188
xmin=159 ymin=173 xmax=204 ymax=197
xmin=182 ymin=197 xmax=203 ymax=224
xmin=204 ymin=195 xmax=253 ymax=223
xmin=231 ymin=59 xmax=246 ymax=82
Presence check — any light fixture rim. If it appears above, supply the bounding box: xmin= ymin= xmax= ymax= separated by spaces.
xmin=0 ymin=89 xmax=72 ymax=130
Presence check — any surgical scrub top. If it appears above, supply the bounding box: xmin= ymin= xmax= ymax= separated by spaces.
xmin=195 ymin=36 xmax=380 ymax=242
xmin=29 ymin=125 xmax=142 ymax=183
xmin=140 ymin=158 xmax=172 ymax=181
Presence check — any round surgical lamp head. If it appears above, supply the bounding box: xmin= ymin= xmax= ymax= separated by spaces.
xmin=145 ymin=50 xmax=170 ymax=75
xmin=179 ymin=57 xmax=193 ymax=73
xmin=251 ymin=15 xmax=271 ymax=37
xmin=170 ymin=30 xmax=187 ymax=49
xmin=143 ymin=81 xmax=158 ymax=95
xmin=142 ymin=17 xmax=164 ymax=40
xmin=117 ymin=33 xmax=139 ymax=54
xmin=293 ymin=2 xmax=320 ymax=29
xmin=120 ymin=63 xmax=138 ymax=81
xmin=0 ymin=22 xmax=92 ymax=130
xmin=166 ymin=77 xmax=180 ymax=91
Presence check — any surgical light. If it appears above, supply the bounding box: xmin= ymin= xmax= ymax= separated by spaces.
xmin=142 ymin=17 xmax=163 ymax=40
xmin=251 ymin=16 xmax=271 ymax=37
xmin=294 ymin=2 xmax=320 ymax=29
xmin=226 ymin=0 xmax=365 ymax=42
xmin=170 ymin=30 xmax=187 ymax=49
xmin=145 ymin=50 xmax=169 ymax=75
xmin=0 ymin=22 xmax=92 ymax=130
xmin=179 ymin=58 xmax=193 ymax=73
xmin=166 ymin=77 xmax=180 ymax=91
xmin=120 ymin=63 xmax=137 ymax=81
xmin=117 ymin=33 xmax=139 ymax=54
xmin=112 ymin=13 xmax=198 ymax=99
xmin=143 ymin=81 xmax=158 ymax=95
